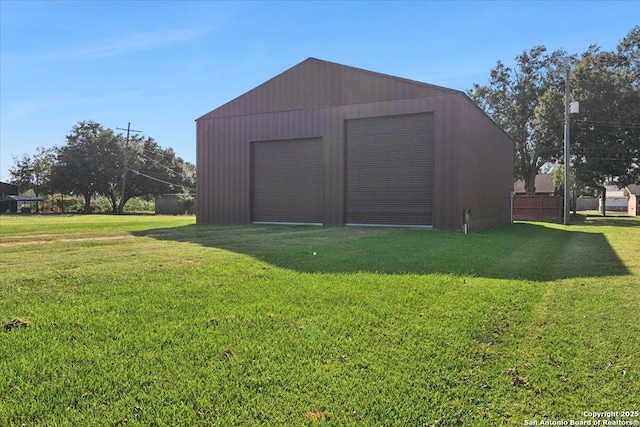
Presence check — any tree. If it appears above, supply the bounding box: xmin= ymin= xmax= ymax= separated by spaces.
xmin=104 ymin=135 xmax=196 ymax=213
xmin=8 ymin=155 xmax=33 ymax=193
xmin=469 ymin=47 xmax=575 ymax=194
xmin=569 ymin=28 xmax=640 ymax=213
xmin=50 ymin=121 xmax=123 ymax=213
xmin=18 ymin=120 xmax=194 ymax=214
xmin=551 ymin=164 xmax=585 ymax=215
xmin=9 ymin=147 xmax=55 ymax=198
xmin=531 ymin=28 xmax=639 ymax=215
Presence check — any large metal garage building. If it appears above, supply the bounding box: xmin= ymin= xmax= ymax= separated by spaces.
xmin=196 ymin=58 xmax=514 ymax=231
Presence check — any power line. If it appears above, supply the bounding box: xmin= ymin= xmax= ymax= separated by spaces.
xmin=131 ymin=169 xmax=195 ymax=190
xmin=575 ymin=121 xmax=640 ymax=129
xmin=137 ymin=151 xmax=182 ymax=177
xmin=135 ymin=169 xmax=186 ymax=183
xmin=140 ymin=146 xmax=181 ymax=160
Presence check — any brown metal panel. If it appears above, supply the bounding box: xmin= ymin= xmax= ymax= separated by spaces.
xmin=345 ymin=113 xmax=435 ymax=226
xmin=221 ymin=120 xmax=232 ymax=223
xmin=207 ymin=118 xmax=215 ymax=223
xmin=332 ymin=110 xmax=345 ymax=226
xmin=323 ymin=107 xmax=342 ymax=226
xmin=251 ymin=138 xmax=324 ymax=224
xmin=214 ymin=119 xmax=223 ymax=222
xmin=197 ymin=58 xmax=459 ymax=120
xmin=195 ymin=119 xmax=205 ymax=222
xmin=432 ymin=97 xmax=456 ymax=231
xmin=232 ymin=117 xmax=240 ymax=221
xmin=199 ymin=118 xmax=211 ymax=223
xmin=457 ymin=94 xmax=514 ymax=231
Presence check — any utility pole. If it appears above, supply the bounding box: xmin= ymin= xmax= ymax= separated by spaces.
xmin=563 ymin=68 xmax=579 ymax=226
xmin=564 ymin=69 xmax=571 ymax=226
xmin=116 ymin=122 xmax=141 ymax=215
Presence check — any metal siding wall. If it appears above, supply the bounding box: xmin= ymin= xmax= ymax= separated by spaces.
xmin=197 ymin=97 xmax=454 ymax=227
xmin=345 ymin=113 xmax=435 ymax=226
xmin=208 ymin=118 xmax=216 ymax=223
xmin=430 ymin=96 xmax=461 ymax=231
xmin=197 ymin=109 xmax=327 ymax=224
xmin=459 ymin=95 xmax=514 ymax=231
xmin=195 ymin=121 xmax=204 ymax=222
xmin=199 ymin=118 xmax=213 ymax=223
xmin=205 ymin=119 xmax=213 ymax=223
xmin=215 ymin=119 xmax=225 ymax=222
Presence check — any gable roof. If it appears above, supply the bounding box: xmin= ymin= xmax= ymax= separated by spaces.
xmin=0 ymin=195 xmax=44 ymax=202
xmin=514 ymin=173 xmax=556 ymax=194
xmin=625 ymin=184 xmax=640 ymax=195
xmin=605 ymin=185 xmax=627 ymax=197
xmin=0 ymin=181 xmax=18 ymax=196
xmin=197 ymin=57 xmax=461 ymax=120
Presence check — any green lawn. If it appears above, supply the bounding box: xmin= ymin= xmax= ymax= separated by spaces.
xmin=1 ymin=214 xmax=638 ymax=426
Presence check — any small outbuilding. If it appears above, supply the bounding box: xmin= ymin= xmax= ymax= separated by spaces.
xmin=196 ymin=58 xmax=514 ymax=231
xmin=624 ymin=185 xmax=640 ymax=216
xmin=600 ymin=185 xmax=629 ymax=212
xmin=0 ymin=182 xmax=19 ymax=213
xmin=155 ymin=194 xmax=196 ymax=215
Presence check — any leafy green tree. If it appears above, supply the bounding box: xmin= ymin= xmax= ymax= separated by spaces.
xmin=8 ymin=154 xmax=33 ymax=192
xmin=177 ymin=191 xmax=195 ymax=214
xmin=9 ymin=147 xmax=55 ymax=198
xmin=14 ymin=121 xmax=195 ymax=214
xmin=570 ymin=27 xmax=640 ymax=198
xmin=532 ymin=27 xmax=639 ymax=214
xmin=105 ymin=135 xmax=195 ymax=213
xmin=50 ymin=121 xmax=123 ymax=213
xmin=179 ymin=158 xmax=196 ymax=192
xmin=468 ymin=46 xmax=574 ymax=194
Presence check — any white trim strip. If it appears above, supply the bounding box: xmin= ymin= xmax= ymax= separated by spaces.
xmin=251 ymin=221 xmax=324 ymax=226
xmin=345 ymin=223 xmax=433 ymax=229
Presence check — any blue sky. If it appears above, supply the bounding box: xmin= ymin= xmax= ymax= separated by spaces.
xmin=1 ymin=0 xmax=638 ymax=182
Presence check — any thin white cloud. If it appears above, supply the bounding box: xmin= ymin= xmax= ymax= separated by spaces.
xmin=1 ymin=85 xmax=168 ymax=124
xmin=82 ymin=27 xmax=210 ymax=59
xmin=4 ymin=26 xmax=209 ymax=65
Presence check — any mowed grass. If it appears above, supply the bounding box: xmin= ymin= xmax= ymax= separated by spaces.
xmin=1 ymin=215 xmax=638 ymax=426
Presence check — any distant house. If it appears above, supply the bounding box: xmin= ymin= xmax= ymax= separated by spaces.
xmin=0 ymin=181 xmax=44 ymax=213
xmin=600 ymin=185 xmax=629 ymax=212
xmin=513 ymin=174 xmax=556 ymax=195
xmin=0 ymin=182 xmax=19 ymax=213
xmin=196 ymin=57 xmax=515 ymax=231
xmin=623 ymin=185 xmax=640 ymax=216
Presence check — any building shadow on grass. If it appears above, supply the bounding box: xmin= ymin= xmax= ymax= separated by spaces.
xmin=133 ymin=222 xmax=630 ymax=281
xmin=575 ymin=214 xmax=639 ymax=228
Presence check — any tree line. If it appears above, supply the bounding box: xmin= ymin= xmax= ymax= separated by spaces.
xmin=468 ymin=26 xmax=639 ymax=196
xmin=9 ymin=121 xmax=195 ymax=214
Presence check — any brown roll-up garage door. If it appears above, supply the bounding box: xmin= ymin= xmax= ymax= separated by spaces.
xmin=345 ymin=113 xmax=435 ymax=226
xmin=251 ymin=138 xmax=324 ymax=224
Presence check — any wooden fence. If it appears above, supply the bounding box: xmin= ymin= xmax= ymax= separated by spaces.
xmin=155 ymin=194 xmax=196 ymax=215
xmin=513 ymin=195 xmax=563 ymax=223
xmin=576 ymin=197 xmax=598 ymax=211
